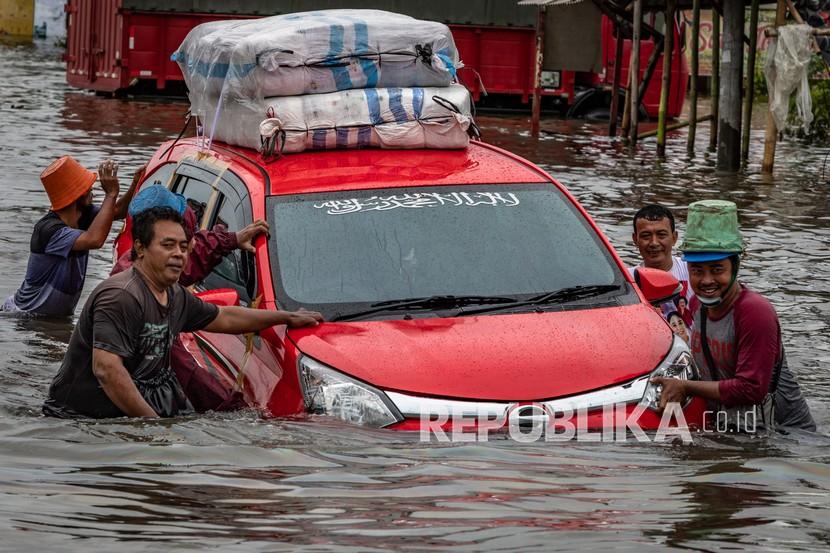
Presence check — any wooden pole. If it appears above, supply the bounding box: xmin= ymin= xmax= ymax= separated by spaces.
xmin=657 ymin=1 xmax=676 ymax=158
xmin=638 ymin=36 xmax=664 ymax=102
xmin=609 ymin=22 xmax=624 ymax=136
xmin=709 ymin=10 xmax=720 ymax=152
xmin=639 ymin=114 xmax=714 ymax=140
xmin=761 ymin=0 xmax=787 ymax=174
xmin=629 ymin=0 xmax=643 ymax=145
xmin=531 ymin=6 xmax=546 ymax=137
xmin=621 ymin=74 xmax=632 ymax=138
xmin=716 ymin=0 xmax=744 ymax=172
xmin=687 ymin=0 xmax=701 ymax=157
xmin=623 ymin=34 xmax=663 ymax=137
xmin=741 ymin=0 xmax=761 ymax=163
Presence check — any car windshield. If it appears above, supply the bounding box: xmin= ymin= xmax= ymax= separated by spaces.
xmin=267 ymin=184 xmax=633 ymax=318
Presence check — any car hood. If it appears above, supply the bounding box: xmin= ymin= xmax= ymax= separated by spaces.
xmin=290 ymin=304 xmax=673 ymax=401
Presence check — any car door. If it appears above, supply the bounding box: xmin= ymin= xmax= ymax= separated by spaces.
xmin=171 ymin=160 xmax=286 ymax=412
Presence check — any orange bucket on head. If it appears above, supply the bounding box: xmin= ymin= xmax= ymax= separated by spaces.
xmin=40 ymin=156 xmax=97 ymax=211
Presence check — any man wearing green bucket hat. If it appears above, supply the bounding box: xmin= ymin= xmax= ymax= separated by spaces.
xmin=652 ymin=200 xmax=815 ymax=432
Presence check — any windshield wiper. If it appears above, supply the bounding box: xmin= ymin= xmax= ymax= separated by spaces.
xmin=458 ymin=284 xmax=622 ymax=317
xmin=330 ymin=295 xmax=519 ymax=322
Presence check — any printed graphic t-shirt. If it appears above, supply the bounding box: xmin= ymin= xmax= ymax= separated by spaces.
xmin=12 ymin=206 xmax=99 ymax=317
xmin=43 ymin=268 xmax=219 ymax=418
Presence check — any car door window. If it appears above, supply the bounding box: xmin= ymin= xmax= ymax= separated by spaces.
xmin=201 ymin=191 xmax=254 ymax=304
xmin=171 ymin=168 xmax=214 ymax=227
xmin=169 ymin=162 xmax=256 ymax=304
xmin=145 ymin=163 xmax=176 ymax=188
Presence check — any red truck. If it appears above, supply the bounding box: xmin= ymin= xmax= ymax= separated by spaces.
xmin=65 ymin=0 xmax=687 ymax=118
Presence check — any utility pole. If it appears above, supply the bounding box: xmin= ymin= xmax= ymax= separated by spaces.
xmin=716 ymin=1 xmax=744 ymax=171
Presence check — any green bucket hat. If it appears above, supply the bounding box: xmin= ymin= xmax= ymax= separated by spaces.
xmin=680 ymin=200 xmax=745 ymax=262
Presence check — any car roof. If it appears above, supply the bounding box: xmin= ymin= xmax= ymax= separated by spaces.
xmin=168 ymin=139 xmax=552 ymax=196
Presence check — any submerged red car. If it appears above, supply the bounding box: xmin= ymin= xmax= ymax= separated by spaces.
xmin=115 ymin=138 xmax=706 ymax=431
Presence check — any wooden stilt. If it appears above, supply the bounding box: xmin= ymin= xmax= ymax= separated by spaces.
xmin=639 ymin=114 xmax=714 ymax=140
xmin=621 ymin=76 xmax=632 ymax=139
xmin=638 ymin=36 xmax=664 ymax=102
xmin=657 ymin=1 xmax=675 ymax=158
xmin=609 ymin=22 xmax=624 ymax=136
xmin=531 ymin=6 xmax=546 ymax=137
xmin=687 ymin=0 xmax=701 ymax=157
xmin=716 ymin=0 xmax=744 ymax=172
xmin=741 ymin=0 xmax=761 ymax=164
xmin=763 ymin=1 xmax=792 ymax=173
xmin=709 ymin=10 xmax=720 ymax=152
xmin=624 ymin=35 xmax=663 ymax=139
xmin=629 ymin=0 xmax=643 ymax=145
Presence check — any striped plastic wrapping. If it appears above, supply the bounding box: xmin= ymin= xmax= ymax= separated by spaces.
xmin=172 ymin=9 xmax=461 ymax=112
xmin=201 ymin=84 xmax=474 ymax=153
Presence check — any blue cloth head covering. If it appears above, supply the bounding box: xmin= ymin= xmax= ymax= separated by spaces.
xmin=128 ymin=185 xmax=186 ymax=217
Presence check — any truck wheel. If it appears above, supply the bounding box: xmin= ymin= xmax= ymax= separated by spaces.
xmin=566 ymin=88 xmax=602 ymax=119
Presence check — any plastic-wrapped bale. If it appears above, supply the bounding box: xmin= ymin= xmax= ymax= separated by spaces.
xmin=173 ymin=9 xmax=461 ymax=109
xmin=202 ymin=84 xmax=475 ymax=153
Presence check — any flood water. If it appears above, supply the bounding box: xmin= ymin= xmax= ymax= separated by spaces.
xmin=1 ymin=38 xmax=829 ymax=552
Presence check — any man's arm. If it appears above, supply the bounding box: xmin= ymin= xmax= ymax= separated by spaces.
xmin=180 ymin=220 xmax=268 ymax=286
xmin=203 ymin=306 xmax=323 ymax=334
xmin=72 ymin=160 xmax=120 ymax=251
xmin=92 ymin=348 xmax=158 ymax=417
xmin=113 ymin=163 xmax=147 ymax=220
xmin=180 ymin=227 xmax=238 ymax=286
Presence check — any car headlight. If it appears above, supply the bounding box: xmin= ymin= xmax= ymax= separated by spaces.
xmin=640 ymin=334 xmax=699 ymax=411
xmin=298 ymin=355 xmax=403 ymax=427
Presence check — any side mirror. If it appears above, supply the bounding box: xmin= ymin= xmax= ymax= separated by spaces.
xmin=633 ymin=267 xmax=682 ymax=307
xmin=195 ymin=288 xmax=240 ymax=307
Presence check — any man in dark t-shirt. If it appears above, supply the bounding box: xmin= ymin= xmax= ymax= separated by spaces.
xmin=43 ymin=207 xmax=323 ymax=418
xmin=2 ymin=156 xmax=143 ymax=317
xmin=43 ymin=267 xmax=218 ymax=417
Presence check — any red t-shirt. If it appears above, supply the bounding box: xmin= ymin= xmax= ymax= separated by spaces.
xmin=689 ymin=286 xmax=780 ymax=407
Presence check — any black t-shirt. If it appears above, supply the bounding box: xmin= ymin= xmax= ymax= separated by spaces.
xmin=12 ymin=205 xmax=99 ymax=316
xmin=43 ymin=268 xmax=219 ymax=418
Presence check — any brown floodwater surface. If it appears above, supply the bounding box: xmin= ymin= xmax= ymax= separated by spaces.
xmin=1 ymin=38 xmax=829 ymax=552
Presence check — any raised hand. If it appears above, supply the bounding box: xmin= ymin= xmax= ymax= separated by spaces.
xmin=236 ymin=219 xmax=270 ymax=252
xmin=98 ymin=159 xmax=120 ymax=197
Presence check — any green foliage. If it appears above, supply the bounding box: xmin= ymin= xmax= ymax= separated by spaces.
xmin=808 ymin=79 xmax=830 ymax=140
xmin=789 ymin=56 xmax=830 ymax=141
xmin=753 ymin=52 xmax=768 ymax=100
xmin=753 ymin=52 xmax=830 ymax=140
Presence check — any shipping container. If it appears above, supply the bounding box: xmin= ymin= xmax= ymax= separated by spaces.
xmin=64 ymin=0 xmax=687 ymax=118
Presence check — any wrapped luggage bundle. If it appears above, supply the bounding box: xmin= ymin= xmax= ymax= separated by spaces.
xmin=173 ymin=9 xmax=461 ymax=106
xmin=204 ymin=84 xmax=475 ymax=154
xmin=174 ymin=9 xmax=476 ymax=153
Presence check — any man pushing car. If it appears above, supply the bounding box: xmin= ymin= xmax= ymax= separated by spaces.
xmin=651 ymin=200 xmax=815 ymax=432
xmin=43 ymin=206 xmax=323 ymax=418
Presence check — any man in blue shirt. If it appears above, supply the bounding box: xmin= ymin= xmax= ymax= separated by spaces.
xmin=2 ymin=156 xmax=142 ymax=317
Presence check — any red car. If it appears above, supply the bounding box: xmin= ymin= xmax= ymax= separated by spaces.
xmin=115 ymin=138 xmax=706 ymax=432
